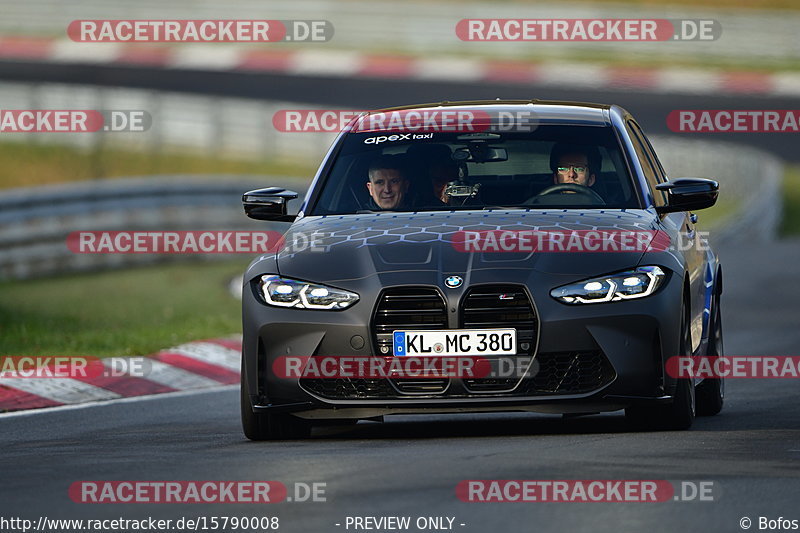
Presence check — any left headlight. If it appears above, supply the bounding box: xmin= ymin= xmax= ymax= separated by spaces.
xmin=550 ymin=266 xmax=666 ymax=305
xmin=259 ymin=275 xmax=359 ymax=310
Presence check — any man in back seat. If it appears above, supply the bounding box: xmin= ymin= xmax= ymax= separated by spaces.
xmin=406 ymin=144 xmax=457 ymax=205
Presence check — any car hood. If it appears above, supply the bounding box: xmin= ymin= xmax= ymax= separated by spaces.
xmin=276 ymin=210 xmax=662 ymax=283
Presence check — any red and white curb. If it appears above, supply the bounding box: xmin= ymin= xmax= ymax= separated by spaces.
xmin=1 ymin=36 xmax=799 ymax=97
xmin=0 ymin=337 xmax=242 ymax=413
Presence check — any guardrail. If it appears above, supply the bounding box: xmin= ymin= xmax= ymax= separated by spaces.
xmin=0 ymin=176 xmax=307 ymax=280
xmin=651 ymin=135 xmax=783 ymax=243
xmin=0 ymin=81 xmax=337 ymax=166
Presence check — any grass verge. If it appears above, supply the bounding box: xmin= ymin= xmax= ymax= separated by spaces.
xmin=0 ymin=260 xmax=249 ymax=358
xmin=697 ymin=195 xmax=739 ymax=229
xmin=0 ymin=142 xmax=316 ymax=190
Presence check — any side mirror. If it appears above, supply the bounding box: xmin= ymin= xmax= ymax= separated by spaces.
xmin=242 ymin=187 xmax=299 ymax=222
xmin=655 ymin=178 xmax=719 ymax=213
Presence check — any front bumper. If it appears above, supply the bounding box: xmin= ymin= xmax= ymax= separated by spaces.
xmin=242 ymin=266 xmax=684 ymax=418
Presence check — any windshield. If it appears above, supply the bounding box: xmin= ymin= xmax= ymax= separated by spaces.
xmin=309 ymin=124 xmax=639 ymax=215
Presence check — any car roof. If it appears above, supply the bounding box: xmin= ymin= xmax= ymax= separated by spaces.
xmin=362 ymin=99 xmax=619 ymax=126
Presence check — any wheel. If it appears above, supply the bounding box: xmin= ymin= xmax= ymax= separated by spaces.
xmin=241 ymin=359 xmax=311 ymax=441
xmin=665 ymin=368 xmax=696 ymax=430
xmin=626 ymin=297 xmax=695 ymax=430
xmin=696 ymin=285 xmax=724 ymax=416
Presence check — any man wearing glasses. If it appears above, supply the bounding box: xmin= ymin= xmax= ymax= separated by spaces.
xmin=549 ymin=142 xmax=601 ymax=188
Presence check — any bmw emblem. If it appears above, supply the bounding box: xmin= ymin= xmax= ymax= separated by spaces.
xmin=445 ymin=275 xmax=463 ymax=289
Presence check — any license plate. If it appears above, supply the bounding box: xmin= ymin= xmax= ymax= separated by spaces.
xmin=392 ymin=329 xmax=516 ymax=356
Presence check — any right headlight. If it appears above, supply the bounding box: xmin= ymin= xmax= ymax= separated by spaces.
xmin=550 ymin=266 xmax=666 ymax=304
xmin=258 ymin=275 xmax=359 ymax=310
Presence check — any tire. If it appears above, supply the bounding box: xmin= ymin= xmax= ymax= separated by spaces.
xmin=696 ymin=286 xmax=724 ymax=416
xmin=241 ymin=359 xmax=311 ymax=441
xmin=626 ymin=297 xmax=695 ymax=431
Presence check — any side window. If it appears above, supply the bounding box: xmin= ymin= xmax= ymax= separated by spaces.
xmin=631 ymin=122 xmax=667 ymax=182
xmin=625 ymin=121 xmax=666 ymax=207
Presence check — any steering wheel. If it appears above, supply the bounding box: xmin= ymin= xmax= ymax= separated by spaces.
xmin=531 ymin=183 xmax=605 ymax=205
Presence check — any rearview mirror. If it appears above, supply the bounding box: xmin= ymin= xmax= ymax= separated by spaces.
xmin=242 ymin=187 xmax=298 ymax=222
xmin=453 ymin=144 xmax=508 ymax=163
xmin=655 ymin=178 xmax=719 ymax=213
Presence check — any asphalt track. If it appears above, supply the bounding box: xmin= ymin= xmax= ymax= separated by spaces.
xmin=1 ymin=62 xmax=799 ymax=532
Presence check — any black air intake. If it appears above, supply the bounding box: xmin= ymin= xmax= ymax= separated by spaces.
xmin=461 ymin=285 xmax=538 ymax=392
xmin=372 ymin=287 xmax=449 ymax=394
